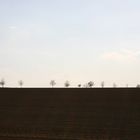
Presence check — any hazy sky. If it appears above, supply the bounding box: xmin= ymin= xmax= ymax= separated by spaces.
xmin=0 ymin=0 xmax=140 ymax=87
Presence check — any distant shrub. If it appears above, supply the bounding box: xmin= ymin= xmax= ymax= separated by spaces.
xmin=64 ymin=81 xmax=70 ymax=87
xmin=78 ymin=84 xmax=81 ymax=88
xmin=136 ymin=84 xmax=140 ymax=88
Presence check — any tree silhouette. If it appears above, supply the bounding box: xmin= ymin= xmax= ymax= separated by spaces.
xmin=0 ymin=79 xmax=5 ymax=88
xmin=88 ymin=81 xmax=94 ymax=88
xmin=50 ymin=80 xmax=56 ymax=88
xmin=19 ymin=80 xmax=23 ymax=88
xmin=64 ymin=81 xmax=70 ymax=88
xmin=101 ymin=81 xmax=105 ymax=88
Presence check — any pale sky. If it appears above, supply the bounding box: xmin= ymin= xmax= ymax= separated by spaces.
xmin=0 ymin=0 xmax=140 ymax=87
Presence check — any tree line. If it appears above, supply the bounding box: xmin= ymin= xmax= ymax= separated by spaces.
xmin=0 ymin=79 xmax=140 ymax=88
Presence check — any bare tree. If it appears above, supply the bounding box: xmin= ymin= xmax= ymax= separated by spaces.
xmin=19 ymin=80 xmax=23 ymax=88
xmin=101 ymin=81 xmax=105 ymax=88
xmin=50 ymin=80 xmax=56 ymax=88
xmin=87 ymin=81 xmax=94 ymax=88
xmin=0 ymin=79 xmax=5 ymax=88
xmin=64 ymin=81 xmax=70 ymax=88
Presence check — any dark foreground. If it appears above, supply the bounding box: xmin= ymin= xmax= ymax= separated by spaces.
xmin=0 ymin=88 xmax=140 ymax=140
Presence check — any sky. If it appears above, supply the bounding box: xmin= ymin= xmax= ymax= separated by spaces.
xmin=0 ymin=0 xmax=140 ymax=87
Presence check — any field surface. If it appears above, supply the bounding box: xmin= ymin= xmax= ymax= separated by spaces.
xmin=0 ymin=88 xmax=140 ymax=140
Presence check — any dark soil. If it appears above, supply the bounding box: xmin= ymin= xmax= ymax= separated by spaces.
xmin=0 ymin=88 xmax=140 ymax=140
